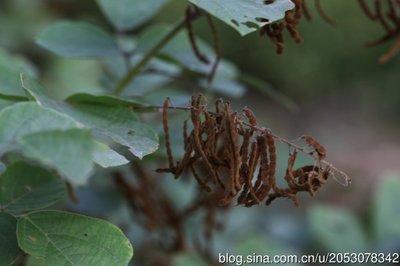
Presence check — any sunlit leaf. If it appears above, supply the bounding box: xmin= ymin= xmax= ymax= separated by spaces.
xmin=93 ymin=141 xmax=129 ymax=168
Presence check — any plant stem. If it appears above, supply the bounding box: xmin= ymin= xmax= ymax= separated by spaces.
xmin=112 ymin=18 xmax=186 ymax=95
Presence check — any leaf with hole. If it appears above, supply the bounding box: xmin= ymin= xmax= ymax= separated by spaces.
xmin=0 ymin=162 xmax=66 ymax=215
xmin=17 ymin=211 xmax=133 ymax=266
xmin=189 ymin=0 xmax=295 ymax=36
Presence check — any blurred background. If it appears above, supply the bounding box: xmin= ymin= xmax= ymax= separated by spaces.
xmin=1 ymin=0 xmax=400 ymax=265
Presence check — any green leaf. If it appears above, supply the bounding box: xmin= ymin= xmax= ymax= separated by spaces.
xmin=93 ymin=141 xmax=129 ymax=168
xmin=0 ymin=162 xmax=66 ymax=215
xmin=64 ymin=104 xmax=159 ymax=159
xmin=66 ymin=93 xmax=145 ymax=108
xmin=18 ymin=129 xmax=95 ymax=186
xmin=374 ymin=173 xmax=400 ymax=249
xmin=0 ymin=212 xmax=20 ymax=266
xmin=171 ymin=252 xmax=207 ymax=266
xmin=309 ymin=205 xmax=368 ymax=253
xmin=0 ymin=48 xmax=37 ymax=77
xmin=17 ymin=210 xmax=133 ymax=265
xmin=36 ymin=21 xmax=119 ymax=57
xmin=0 ymin=49 xmax=36 ymax=101
xmin=20 ymin=74 xmax=62 ymax=110
xmin=0 ymin=102 xmax=82 ymax=149
xmin=189 ymin=0 xmax=295 ymax=36
xmin=96 ymin=0 xmax=168 ymax=31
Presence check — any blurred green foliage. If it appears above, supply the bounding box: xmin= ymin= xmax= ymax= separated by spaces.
xmin=1 ymin=0 xmax=400 ymax=265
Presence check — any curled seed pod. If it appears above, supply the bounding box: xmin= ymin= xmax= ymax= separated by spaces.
xmin=157 ymin=95 xmax=340 ymax=208
xmin=237 ymin=163 xmax=250 ymax=205
xmin=183 ymin=119 xmax=189 ymax=150
xmin=315 ymin=0 xmax=336 ymax=26
xmin=358 ymin=0 xmax=377 ymax=20
xmin=162 ymin=97 xmax=175 ymax=171
xmin=191 ymin=106 xmax=219 ymax=186
xmin=205 ymin=13 xmax=220 ymax=83
xmin=240 ymin=130 xmax=251 ymax=163
xmin=224 ymin=104 xmax=241 ymax=193
xmin=242 ymin=107 xmax=258 ymax=127
xmin=285 ymin=149 xmax=298 ymax=189
xmin=257 ymin=135 xmax=270 ymax=187
xmin=265 ymin=132 xmax=278 ymax=191
xmin=301 ymin=135 xmax=327 ymax=160
xmin=185 ymin=6 xmax=209 ymax=64
xmin=245 ymin=141 xmax=261 ymax=204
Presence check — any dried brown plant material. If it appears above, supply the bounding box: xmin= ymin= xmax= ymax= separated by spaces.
xmin=157 ymin=95 xmax=346 ymax=208
xmin=66 ymin=181 xmax=79 ymax=204
xmin=260 ymin=0 xmax=337 ymax=54
xmin=358 ymin=0 xmax=400 ymax=62
xmin=265 ymin=132 xmax=278 ymax=191
xmin=205 ymin=13 xmax=221 ymax=83
xmin=315 ymin=0 xmax=336 ymax=26
xmin=162 ymin=98 xmax=176 ymax=172
xmin=301 ymin=135 xmax=327 ymax=160
xmin=185 ymin=6 xmax=209 ymax=64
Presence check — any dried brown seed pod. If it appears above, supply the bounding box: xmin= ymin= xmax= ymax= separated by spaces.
xmin=301 ymin=135 xmax=327 ymax=160
xmin=157 ymin=95 xmax=345 ymax=208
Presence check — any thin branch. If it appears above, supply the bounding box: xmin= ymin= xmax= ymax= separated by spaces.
xmin=112 ymin=17 xmax=187 ymax=95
